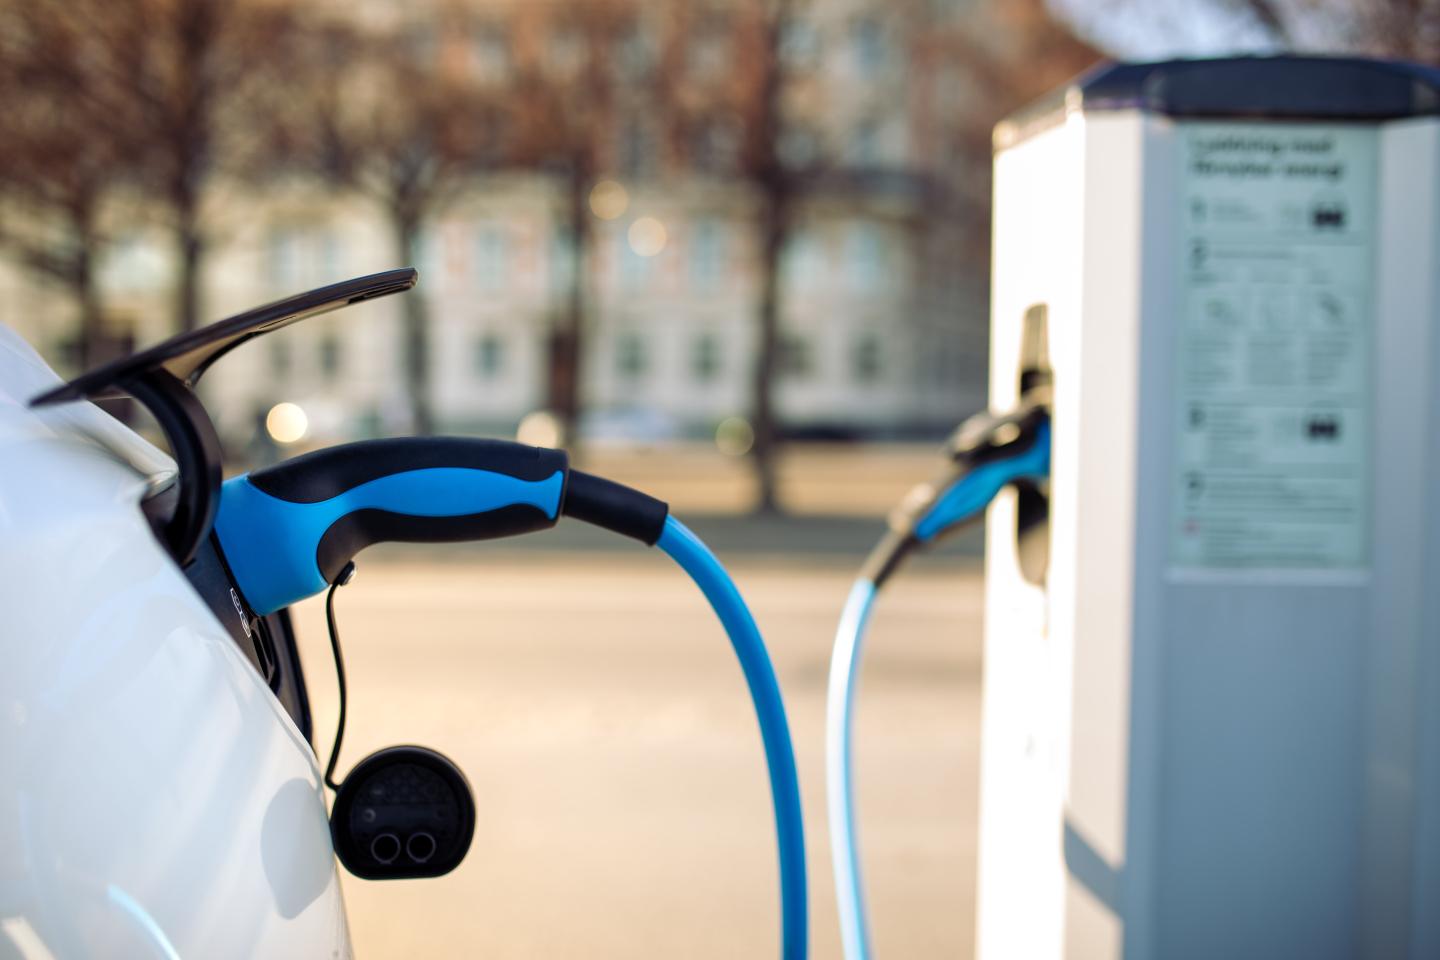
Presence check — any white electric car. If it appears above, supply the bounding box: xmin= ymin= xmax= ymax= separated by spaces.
xmin=0 ymin=303 xmax=376 ymax=958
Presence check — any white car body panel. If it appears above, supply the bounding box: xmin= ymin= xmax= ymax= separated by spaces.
xmin=0 ymin=325 xmax=349 ymax=959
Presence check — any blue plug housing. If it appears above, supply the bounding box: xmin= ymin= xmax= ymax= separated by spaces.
xmin=213 ymin=438 xmax=568 ymax=615
xmin=914 ymin=419 xmax=1051 ymax=542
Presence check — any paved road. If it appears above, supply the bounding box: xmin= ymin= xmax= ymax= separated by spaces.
xmin=291 ymin=549 xmax=986 ymax=959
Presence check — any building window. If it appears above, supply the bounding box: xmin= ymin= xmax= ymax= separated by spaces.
xmin=412 ymin=229 xmax=440 ymax=279
xmin=403 ymin=24 xmax=439 ymax=66
xmin=270 ymin=338 xmax=291 ymax=378
xmin=690 ymin=220 xmax=725 ymax=289
xmin=550 ymin=229 xmax=575 ymax=295
xmin=781 ymin=230 xmax=824 ymax=289
xmin=547 ymin=27 xmax=582 ymax=75
xmin=105 ymin=231 xmax=164 ymax=293
xmin=780 ymin=334 xmax=813 ymax=379
xmin=692 ymin=119 xmax=740 ymax=175
xmin=850 ymin=16 xmax=886 ymax=75
xmin=620 ymin=231 xmax=652 ymax=288
xmin=845 ymin=222 xmax=886 ymax=292
xmin=692 ymin=334 xmax=722 ymax=381
xmin=616 ymin=332 xmax=648 ymax=381
xmin=778 ymin=126 xmax=819 ymax=169
xmin=689 ymin=17 xmax=729 ymax=80
xmin=779 ymin=16 xmax=820 ymax=69
xmin=852 ymin=334 xmax=883 ymax=383
xmin=850 ymin=120 xmax=880 ymax=167
xmin=617 ymin=21 xmax=655 ymax=79
xmin=318 ymin=231 xmax=342 ymax=281
xmin=927 ymin=345 xmax=947 ymax=386
xmin=471 ymin=25 xmax=510 ymax=82
xmin=474 ymin=223 xmax=507 ymax=290
xmin=267 ymin=227 xmax=301 ymax=290
xmin=318 ymin=332 xmax=342 ymax=381
xmin=474 ymin=334 xmax=506 ymax=378
xmin=619 ymin=118 xmax=657 ymax=178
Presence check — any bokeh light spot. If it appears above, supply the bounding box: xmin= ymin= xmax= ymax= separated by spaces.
xmin=589 ymin=180 xmax=629 ymax=220
xmin=715 ymin=416 xmax=755 ymax=457
xmin=627 ymin=217 xmax=667 ymax=257
xmin=266 ymin=402 xmax=309 ymax=444
xmin=516 ymin=410 xmax=563 ymax=449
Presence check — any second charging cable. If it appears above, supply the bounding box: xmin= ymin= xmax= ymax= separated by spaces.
xmin=826 ymin=408 xmax=1051 ymax=960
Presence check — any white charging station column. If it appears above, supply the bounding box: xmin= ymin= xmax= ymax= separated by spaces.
xmin=976 ymin=58 xmax=1440 ymax=960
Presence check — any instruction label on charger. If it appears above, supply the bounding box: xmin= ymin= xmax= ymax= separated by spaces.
xmin=1171 ymin=123 xmax=1375 ymax=571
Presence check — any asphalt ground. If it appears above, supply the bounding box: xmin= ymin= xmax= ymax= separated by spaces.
xmin=289 ymin=539 xmax=986 ymax=959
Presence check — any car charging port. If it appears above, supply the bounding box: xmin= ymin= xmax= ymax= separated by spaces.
xmin=406 ymin=832 xmax=437 ymax=864
xmin=370 ymin=833 xmax=401 ymax=865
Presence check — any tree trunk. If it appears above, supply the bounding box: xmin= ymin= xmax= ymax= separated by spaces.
xmin=745 ymin=4 xmax=792 ymax=516
xmin=174 ymin=190 xmax=204 ymax=333
xmin=750 ymin=183 xmax=786 ymax=514
xmin=75 ymin=242 xmax=106 ymax=371
xmin=69 ymin=202 xmax=106 ymax=370
xmin=394 ymin=211 xmax=434 ymax=435
xmin=70 ymin=204 xmax=133 ymax=421
xmin=550 ymin=161 xmax=589 ymax=449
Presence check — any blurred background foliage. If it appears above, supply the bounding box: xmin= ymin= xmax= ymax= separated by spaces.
xmin=1 ymin=0 xmax=1430 ymax=511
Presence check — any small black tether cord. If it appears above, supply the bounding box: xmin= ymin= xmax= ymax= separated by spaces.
xmin=324 ymin=561 xmax=357 ymax=792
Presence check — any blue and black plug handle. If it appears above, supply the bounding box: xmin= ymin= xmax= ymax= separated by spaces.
xmin=214 ymin=437 xmax=667 ymax=615
xmin=211 ymin=437 xmax=808 ymax=960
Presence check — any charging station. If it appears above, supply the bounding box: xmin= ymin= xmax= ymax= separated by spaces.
xmin=976 ymin=57 xmax=1440 ymax=959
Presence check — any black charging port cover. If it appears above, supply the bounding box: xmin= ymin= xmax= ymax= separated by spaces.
xmin=29 ymin=269 xmax=419 ymax=568
xmin=331 ymin=745 xmax=475 ymax=880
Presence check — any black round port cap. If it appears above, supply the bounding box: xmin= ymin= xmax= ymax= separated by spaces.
xmin=330 ymin=745 xmax=475 ymax=880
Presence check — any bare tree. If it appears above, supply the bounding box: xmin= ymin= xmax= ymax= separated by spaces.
xmin=672 ymin=0 xmax=798 ymax=513
xmin=0 ymin=3 xmax=139 ymax=371
xmin=271 ymin=18 xmax=509 ymax=434
xmin=921 ymin=0 xmax=1100 ymax=254
xmin=1056 ymin=0 xmax=1440 ymax=61
xmin=510 ymin=0 xmax=644 ymax=449
xmin=685 ymin=0 xmax=1091 ymax=513
xmin=38 ymin=0 xmax=304 ymax=335
xmin=1225 ymin=0 xmax=1440 ymax=58
xmin=739 ymin=2 xmax=796 ymax=515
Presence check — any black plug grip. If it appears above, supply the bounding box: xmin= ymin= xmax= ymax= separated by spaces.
xmin=248 ymin=437 xmax=567 ymax=502
xmin=562 ymin=470 xmax=669 ymax=545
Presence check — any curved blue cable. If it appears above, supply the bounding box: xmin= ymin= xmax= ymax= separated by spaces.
xmin=828 ymin=423 xmax=1051 ymax=960
xmin=657 ymin=516 xmax=808 ymax=960
xmin=826 ymin=579 xmax=879 ymax=960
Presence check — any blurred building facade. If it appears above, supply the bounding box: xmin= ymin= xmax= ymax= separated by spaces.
xmin=0 ymin=0 xmax=1012 ymax=448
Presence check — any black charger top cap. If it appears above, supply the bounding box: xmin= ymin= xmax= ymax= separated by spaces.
xmin=996 ymin=56 xmax=1440 ymax=151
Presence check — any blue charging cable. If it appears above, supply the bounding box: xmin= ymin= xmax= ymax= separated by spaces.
xmin=660 ymin=516 xmax=808 ymax=960
xmin=827 ymin=578 xmax=880 ymax=960
xmin=826 ymin=416 xmax=1050 ymax=960
xmin=212 ymin=443 xmax=808 ymax=959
